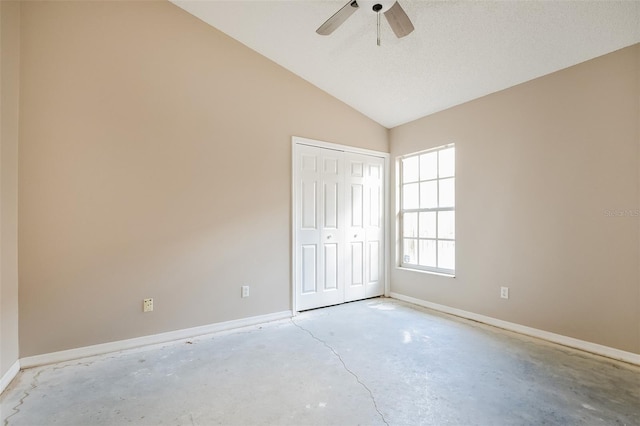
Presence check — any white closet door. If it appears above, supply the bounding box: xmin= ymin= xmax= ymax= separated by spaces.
xmin=294 ymin=141 xmax=385 ymax=312
xmin=295 ymin=144 xmax=345 ymax=311
xmin=344 ymin=153 xmax=385 ymax=301
xmin=363 ymin=155 xmax=385 ymax=298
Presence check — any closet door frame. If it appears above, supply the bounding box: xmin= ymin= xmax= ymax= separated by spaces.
xmin=292 ymin=136 xmax=390 ymax=313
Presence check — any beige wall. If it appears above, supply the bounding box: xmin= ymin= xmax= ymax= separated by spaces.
xmin=1 ymin=0 xmax=21 ymax=378
xmin=390 ymin=44 xmax=640 ymax=354
xmin=18 ymin=1 xmax=388 ymax=357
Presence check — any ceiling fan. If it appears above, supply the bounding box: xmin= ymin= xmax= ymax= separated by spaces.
xmin=316 ymin=0 xmax=414 ymax=46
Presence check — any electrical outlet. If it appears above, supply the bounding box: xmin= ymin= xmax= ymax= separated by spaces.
xmin=241 ymin=286 xmax=250 ymax=298
xmin=500 ymin=287 xmax=509 ymax=299
xmin=143 ymin=298 xmax=154 ymax=312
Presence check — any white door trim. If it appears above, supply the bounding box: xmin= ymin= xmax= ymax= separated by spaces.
xmin=292 ymin=136 xmax=390 ymax=313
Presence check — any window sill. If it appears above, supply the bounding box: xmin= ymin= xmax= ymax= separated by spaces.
xmin=396 ymin=266 xmax=455 ymax=278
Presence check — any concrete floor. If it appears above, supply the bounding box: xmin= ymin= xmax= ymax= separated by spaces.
xmin=1 ymin=298 xmax=639 ymax=426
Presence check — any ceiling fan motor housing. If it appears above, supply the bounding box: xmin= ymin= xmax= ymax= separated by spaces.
xmin=358 ymin=0 xmax=395 ymax=13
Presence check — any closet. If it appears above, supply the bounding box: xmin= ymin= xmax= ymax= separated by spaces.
xmin=293 ymin=138 xmax=387 ymax=311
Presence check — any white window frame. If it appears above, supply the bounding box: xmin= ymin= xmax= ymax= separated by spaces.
xmin=399 ymin=143 xmax=455 ymax=275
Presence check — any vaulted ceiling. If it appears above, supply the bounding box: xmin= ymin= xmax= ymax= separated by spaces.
xmin=171 ymin=0 xmax=640 ymax=128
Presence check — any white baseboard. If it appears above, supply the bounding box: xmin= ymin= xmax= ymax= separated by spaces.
xmin=390 ymin=292 xmax=640 ymax=366
xmin=21 ymin=310 xmax=292 ymax=369
xmin=0 ymin=360 xmax=20 ymax=395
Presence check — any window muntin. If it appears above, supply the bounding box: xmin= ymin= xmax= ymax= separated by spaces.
xmin=400 ymin=144 xmax=455 ymax=274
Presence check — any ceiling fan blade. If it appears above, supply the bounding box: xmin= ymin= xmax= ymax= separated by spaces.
xmin=316 ymin=0 xmax=360 ymax=36
xmin=384 ymin=1 xmax=414 ymax=38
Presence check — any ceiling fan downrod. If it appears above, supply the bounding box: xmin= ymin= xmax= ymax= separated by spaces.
xmin=373 ymin=3 xmax=383 ymax=46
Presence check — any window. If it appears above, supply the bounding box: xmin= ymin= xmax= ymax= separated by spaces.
xmin=399 ymin=144 xmax=455 ymax=274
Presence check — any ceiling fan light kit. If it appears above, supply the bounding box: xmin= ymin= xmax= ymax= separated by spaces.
xmin=316 ymin=0 xmax=414 ymax=46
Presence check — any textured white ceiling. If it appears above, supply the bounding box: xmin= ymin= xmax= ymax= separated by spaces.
xmin=171 ymin=0 xmax=640 ymax=128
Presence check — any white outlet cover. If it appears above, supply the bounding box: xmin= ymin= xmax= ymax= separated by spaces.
xmin=500 ymin=287 xmax=509 ymax=299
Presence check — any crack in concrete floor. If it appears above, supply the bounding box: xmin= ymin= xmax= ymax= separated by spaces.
xmin=290 ymin=318 xmax=389 ymax=425
xmin=3 ymin=369 xmax=41 ymax=426
xmin=3 ymin=359 xmax=111 ymax=426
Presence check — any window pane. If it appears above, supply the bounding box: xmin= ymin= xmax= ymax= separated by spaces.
xmin=402 ymin=156 xmax=419 ymax=183
xmin=403 ymin=183 xmax=419 ymax=209
xmin=439 ymin=147 xmax=455 ymax=178
xmin=419 ymin=240 xmax=436 ymax=267
xmin=403 ymin=212 xmax=418 ymax=238
xmin=439 ymin=178 xmax=455 ymax=207
xmin=438 ymin=211 xmax=455 ymax=239
xmin=419 ymin=152 xmax=437 ymax=180
xmin=401 ymin=144 xmax=456 ymax=274
xmin=403 ymin=239 xmax=417 ymax=264
xmin=438 ymin=241 xmax=455 ymax=270
xmin=419 ymin=212 xmax=436 ymax=238
xmin=420 ymin=181 xmax=438 ymax=208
